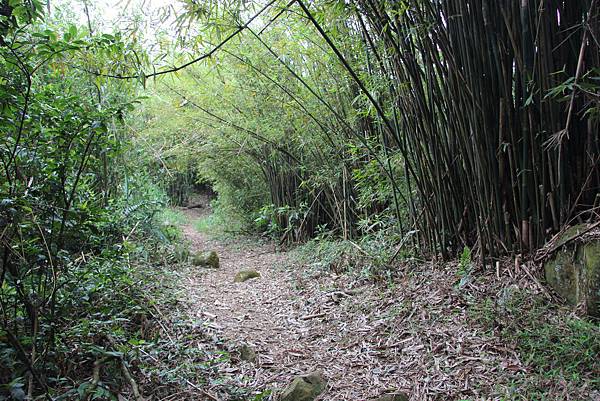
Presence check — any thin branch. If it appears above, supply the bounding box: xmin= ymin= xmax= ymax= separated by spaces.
xmin=87 ymin=0 xmax=279 ymax=80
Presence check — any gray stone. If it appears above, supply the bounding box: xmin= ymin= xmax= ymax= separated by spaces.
xmin=239 ymin=344 xmax=257 ymax=362
xmin=375 ymin=393 xmax=409 ymax=401
xmin=192 ymin=251 xmax=219 ymax=268
xmin=234 ymin=269 xmax=261 ymax=283
xmin=280 ymin=372 xmax=326 ymax=401
xmin=544 ymin=224 xmax=600 ymax=317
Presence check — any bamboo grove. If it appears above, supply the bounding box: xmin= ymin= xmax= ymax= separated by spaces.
xmin=1 ymin=0 xmax=598 ymax=397
xmin=143 ymin=0 xmax=599 ymax=259
xmin=347 ymin=0 xmax=600 ymax=258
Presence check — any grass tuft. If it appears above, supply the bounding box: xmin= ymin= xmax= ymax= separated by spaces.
xmin=468 ymin=287 xmax=600 ymax=398
xmin=155 ymin=208 xmax=187 ymax=226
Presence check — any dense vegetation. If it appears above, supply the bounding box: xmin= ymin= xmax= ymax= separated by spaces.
xmin=142 ymin=0 xmax=599 ymax=258
xmin=0 ymin=0 xmax=598 ymax=399
xmin=0 ymin=1 xmax=189 ymax=398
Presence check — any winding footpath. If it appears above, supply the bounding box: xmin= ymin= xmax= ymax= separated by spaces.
xmin=178 ymin=207 xmax=529 ymax=400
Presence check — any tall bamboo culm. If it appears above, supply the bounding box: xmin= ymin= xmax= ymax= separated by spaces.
xmin=346 ymin=0 xmax=600 ymax=258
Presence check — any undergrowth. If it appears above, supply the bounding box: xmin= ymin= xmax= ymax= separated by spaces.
xmin=156 ymin=208 xmax=188 ymax=227
xmin=468 ymin=287 xmax=600 ymax=399
xmin=292 ymin=228 xmax=414 ymax=283
xmin=293 ymin=236 xmax=600 ymax=400
xmin=0 ymin=207 xmax=255 ymax=400
xmin=194 ymin=199 xmax=246 ymax=238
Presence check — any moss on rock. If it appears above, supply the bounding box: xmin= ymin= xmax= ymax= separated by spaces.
xmin=239 ymin=344 xmax=257 ymax=362
xmin=280 ymin=372 xmax=326 ymax=401
xmin=192 ymin=251 xmax=219 ymax=268
xmin=234 ymin=269 xmax=260 ymax=283
xmin=544 ymin=225 xmax=600 ymax=317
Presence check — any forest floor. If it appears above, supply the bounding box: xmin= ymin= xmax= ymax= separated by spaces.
xmin=174 ymin=201 xmax=599 ymax=401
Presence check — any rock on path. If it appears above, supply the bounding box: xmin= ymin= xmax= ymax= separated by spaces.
xmin=178 ymin=206 xmax=537 ymax=400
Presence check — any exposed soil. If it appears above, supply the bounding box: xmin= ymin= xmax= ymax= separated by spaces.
xmin=177 ymin=204 xmax=596 ymax=401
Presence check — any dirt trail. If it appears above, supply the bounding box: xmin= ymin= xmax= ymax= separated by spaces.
xmin=179 ymin=206 xmax=527 ymax=401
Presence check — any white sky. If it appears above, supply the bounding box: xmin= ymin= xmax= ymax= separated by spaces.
xmin=50 ymin=0 xmax=275 ymax=69
xmin=53 ymin=0 xmax=183 ymax=36
xmin=94 ymin=0 xmax=176 ymax=22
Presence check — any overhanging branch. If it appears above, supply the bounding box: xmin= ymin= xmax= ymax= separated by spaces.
xmin=89 ymin=0 xmax=279 ymax=80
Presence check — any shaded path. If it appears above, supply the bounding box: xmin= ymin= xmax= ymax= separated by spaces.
xmin=178 ymin=207 xmax=528 ymax=400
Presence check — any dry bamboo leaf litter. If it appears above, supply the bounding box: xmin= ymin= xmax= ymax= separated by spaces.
xmin=176 ymin=208 xmax=599 ymax=401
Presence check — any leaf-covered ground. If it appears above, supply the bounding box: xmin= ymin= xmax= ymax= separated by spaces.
xmin=176 ymin=206 xmax=600 ymax=401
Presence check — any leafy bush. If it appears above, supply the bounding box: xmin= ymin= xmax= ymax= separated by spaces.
xmin=0 ymin=3 xmax=179 ymax=397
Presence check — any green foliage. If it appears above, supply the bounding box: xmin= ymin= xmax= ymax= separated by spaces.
xmin=194 ymin=199 xmax=246 ymax=236
xmin=0 ymin=2 xmax=180 ymax=397
xmin=468 ymin=288 xmax=600 ymax=398
xmin=253 ymin=203 xmax=311 ymax=240
xmin=156 ymin=208 xmax=187 ymax=227
xmin=294 ymin=224 xmax=409 ymax=282
xmin=131 ymin=5 xmax=410 ymax=243
xmin=0 ymin=0 xmax=598 ymax=398
xmin=458 ymin=246 xmax=472 ymax=268
xmin=499 ymin=291 xmax=599 ymax=389
xmin=517 ymin=318 xmax=599 ymax=384
xmin=457 ymin=246 xmax=473 ymax=284
xmin=253 ymin=204 xmax=282 ymax=236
